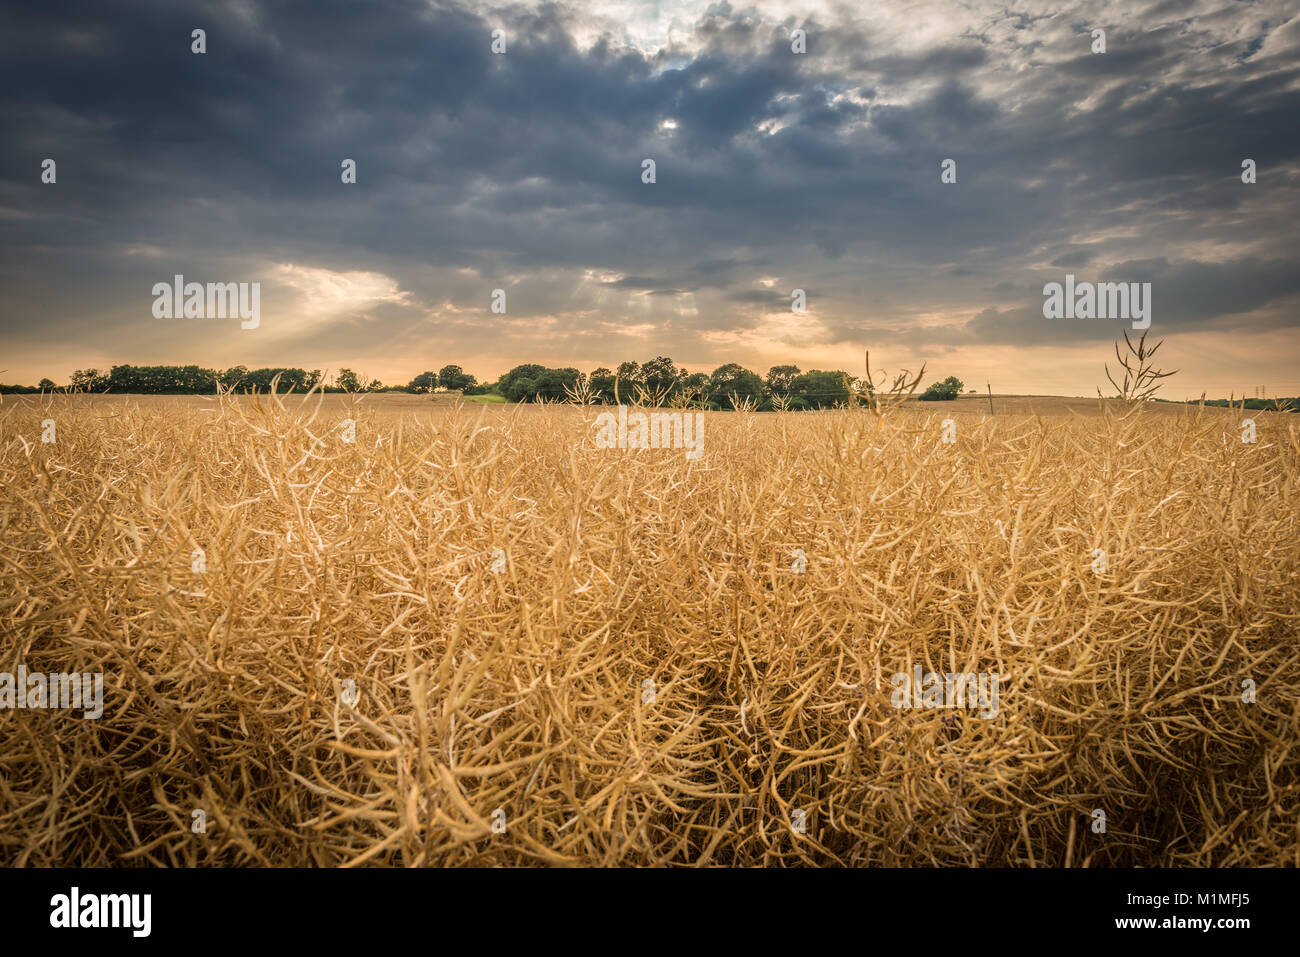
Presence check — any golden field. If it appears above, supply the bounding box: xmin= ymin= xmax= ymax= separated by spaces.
xmin=1 ymin=390 xmax=1297 ymax=866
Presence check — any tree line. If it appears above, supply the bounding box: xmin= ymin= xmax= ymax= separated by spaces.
xmin=5 ymin=358 xmax=954 ymax=409
xmin=0 ymin=364 xmax=478 ymax=396
xmin=480 ymin=361 xmax=969 ymax=409
xmin=494 ymin=360 xmax=872 ymax=409
xmin=7 ymin=359 xmax=1292 ymax=411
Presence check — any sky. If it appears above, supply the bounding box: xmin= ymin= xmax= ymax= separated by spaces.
xmin=2 ymin=0 xmax=1298 ymax=397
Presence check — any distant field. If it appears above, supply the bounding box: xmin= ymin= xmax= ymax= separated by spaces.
xmin=2 ymin=392 xmax=1296 ymax=865
xmin=900 ymin=394 xmax=1197 ymax=416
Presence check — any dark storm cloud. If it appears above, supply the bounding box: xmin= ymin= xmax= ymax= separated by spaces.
xmin=0 ymin=0 xmax=1297 ymax=381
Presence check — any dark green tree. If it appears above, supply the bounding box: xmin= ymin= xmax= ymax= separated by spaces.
xmin=640 ymin=356 xmax=681 ymax=396
xmin=765 ymin=365 xmax=801 ymax=395
xmin=707 ymin=363 xmax=765 ymax=409
xmin=407 ymin=371 xmax=438 ymax=393
xmin=587 ymin=368 xmax=616 ymax=403
xmin=437 ymin=365 xmax=476 ymax=391
xmin=919 ymin=375 xmax=964 ymax=401
xmin=789 ymin=370 xmax=851 ymax=409
xmin=70 ymin=369 xmax=108 ymax=392
xmin=498 ymin=364 xmax=548 ymax=401
xmin=679 ymin=372 xmax=710 ymax=402
xmin=615 ymin=361 xmax=642 ymax=384
xmin=534 ymin=367 xmax=581 ymax=401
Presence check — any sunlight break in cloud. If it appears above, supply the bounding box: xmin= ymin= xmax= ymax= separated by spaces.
xmin=272 ymin=263 xmax=414 ymax=319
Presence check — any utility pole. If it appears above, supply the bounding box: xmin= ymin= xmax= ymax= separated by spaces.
xmin=986 ymin=381 xmax=995 ymax=415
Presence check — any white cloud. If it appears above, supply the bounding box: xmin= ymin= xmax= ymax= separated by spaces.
xmin=272 ymin=263 xmax=413 ymax=317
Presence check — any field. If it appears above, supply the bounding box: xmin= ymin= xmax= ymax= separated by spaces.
xmin=1 ymin=391 xmax=1298 ymax=866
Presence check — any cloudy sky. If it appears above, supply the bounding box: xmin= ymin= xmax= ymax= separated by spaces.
xmin=2 ymin=0 xmax=1298 ymax=396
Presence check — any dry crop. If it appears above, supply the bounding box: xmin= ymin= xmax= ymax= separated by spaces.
xmin=1 ymin=387 xmax=1298 ymax=866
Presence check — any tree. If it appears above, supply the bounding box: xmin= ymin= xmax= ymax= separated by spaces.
xmin=336 ymin=369 xmax=362 ymax=393
xmin=38 ymin=378 xmax=56 ymax=391
xmin=707 ymin=363 xmax=765 ymax=409
xmin=220 ymin=366 xmax=249 ymax=391
xmin=615 ymin=361 xmax=643 ymax=385
xmin=678 ymin=372 xmax=709 ymax=404
xmin=766 ymin=365 xmax=801 ymax=395
xmin=496 ymin=365 xmax=581 ymax=402
xmin=640 ymin=356 xmax=681 ymax=397
xmin=407 ymin=371 xmax=438 ymax=393
xmin=789 ymin=370 xmax=851 ymax=409
xmin=534 ymin=367 xmax=581 ymax=401
xmin=70 ymin=369 xmax=109 ymax=392
xmin=919 ymin=375 xmax=964 ymax=401
xmin=498 ymin=364 xmax=548 ymax=402
xmin=179 ymin=364 xmax=219 ymax=393
xmin=239 ymin=368 xmax=308 ymax=393
xmin=437 ymin=365 xmax=476 ymax=391
xmin=587 ymin=368 xmax=616 ymax=404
